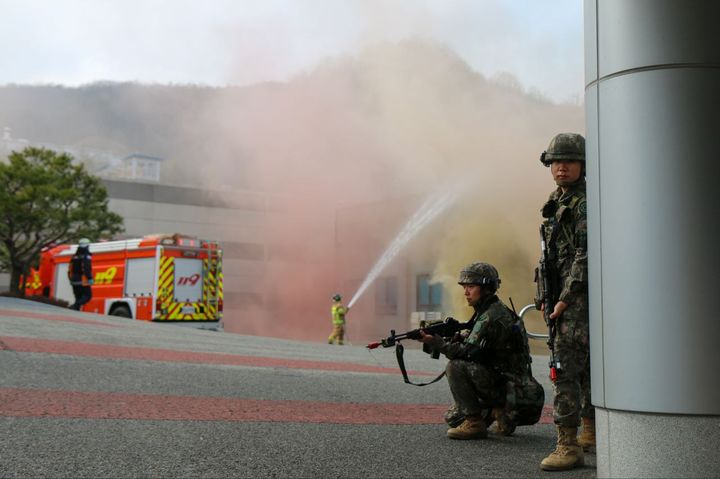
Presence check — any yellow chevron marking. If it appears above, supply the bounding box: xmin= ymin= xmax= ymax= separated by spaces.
xmin=218 ymin=271 xmax=224 ymax=301
xmin=154 ymin=253 xmax=224 ymax=322
xmin=159 ymin=256 xmax=175 ymax=309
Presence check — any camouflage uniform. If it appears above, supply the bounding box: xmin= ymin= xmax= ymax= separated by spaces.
xmin=426 ymin=295 xmax=533 ymax=420
xmin=538 ymin=180 xmax=593 ymax=427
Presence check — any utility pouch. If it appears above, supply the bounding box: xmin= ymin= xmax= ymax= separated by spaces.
xmin=542 ymin=200 xmax=558 ymax=218
xmin=555 ymin=205 xmax=571 ymax=222
xmin=534 ymin=267 xmax=543 ymax=310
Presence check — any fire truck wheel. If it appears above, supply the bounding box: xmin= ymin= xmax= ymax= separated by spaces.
xmin=109 ymin=304 xmax=132 ymax=319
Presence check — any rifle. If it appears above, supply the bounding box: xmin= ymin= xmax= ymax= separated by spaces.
xmin=539 ymin=224 xmax=561 ymax=382
xmin=367 ymin=317 xmax=472 ymax=386
xmin=367 ymin=317 xmax=470 ymax=354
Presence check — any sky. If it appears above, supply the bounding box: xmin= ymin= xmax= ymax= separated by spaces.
xmin=0 ymin=0 xmax=584 ymax=104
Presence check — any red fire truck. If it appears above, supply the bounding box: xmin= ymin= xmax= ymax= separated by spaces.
xmin=25 ymin=234 xmax=223 ymax=329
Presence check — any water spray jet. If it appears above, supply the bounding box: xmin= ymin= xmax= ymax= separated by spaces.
xmin=347 ymin=187 xmax=462 ymax=309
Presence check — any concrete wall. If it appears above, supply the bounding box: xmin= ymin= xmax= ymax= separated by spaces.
xmin=102 ymin=179 xmax=292 ymax=310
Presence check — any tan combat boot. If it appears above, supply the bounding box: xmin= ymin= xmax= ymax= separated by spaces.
xmin=446 ymin=414 xmax=488 ymax=440
xmin=540 ymin=426 xmax=584 ymax=471
xmin=577 ymin=417 xmax=596 ymax=452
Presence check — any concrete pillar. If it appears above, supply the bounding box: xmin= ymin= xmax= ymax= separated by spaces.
xmin=585 ymin=1 xmax=720 ymax=477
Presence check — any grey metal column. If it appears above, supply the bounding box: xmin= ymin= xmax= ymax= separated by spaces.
xmin=585 ymin=1 xmax=720 ymax=477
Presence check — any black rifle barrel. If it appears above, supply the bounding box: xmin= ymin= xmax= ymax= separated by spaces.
xmin=540 ymin=224 xmax=560 ymax=382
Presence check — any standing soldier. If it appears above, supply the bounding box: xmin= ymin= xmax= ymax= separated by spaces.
xmin=536 ymin=133 xmax=594 ymax=471
xmin=68 ymin=238 xmax=94 ymax=311
xmin=327 ymin=294 xmax=348 ymax=345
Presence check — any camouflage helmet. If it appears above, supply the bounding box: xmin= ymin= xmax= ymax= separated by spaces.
xmin=457 ymin=262 xmax=501 ymax=290
xmin=332 ymin=294 xmax=342 ymax=302
xmin=540 ymin=133 xmax=585 ymax=166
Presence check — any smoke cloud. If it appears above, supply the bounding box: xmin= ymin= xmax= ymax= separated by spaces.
xmin=0 ymin=37 xmax=582 ymax=345
xmin=196 ymin=39 xmax=583 ymax=341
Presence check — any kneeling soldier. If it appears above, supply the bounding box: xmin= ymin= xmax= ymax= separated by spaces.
xmin=418 ymin=262 xmax=542 ymax=439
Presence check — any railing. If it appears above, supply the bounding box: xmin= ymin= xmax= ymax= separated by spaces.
xmin=519 ymin=303 xmax=549 ymax=340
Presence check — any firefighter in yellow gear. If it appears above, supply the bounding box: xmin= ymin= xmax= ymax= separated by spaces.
xmin=328 ymin=294 xmax=348 ymax=345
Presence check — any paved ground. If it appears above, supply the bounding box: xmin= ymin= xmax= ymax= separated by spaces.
xmin=0 ymin=297 xmax=596 ymax=478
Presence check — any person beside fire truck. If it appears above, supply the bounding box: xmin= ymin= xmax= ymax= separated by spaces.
xmin=68 ymin=238 xmax=94 ymax=310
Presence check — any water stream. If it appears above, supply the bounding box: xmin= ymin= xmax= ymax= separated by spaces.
xmin=347 ymin=188 xmax=461 ymax=309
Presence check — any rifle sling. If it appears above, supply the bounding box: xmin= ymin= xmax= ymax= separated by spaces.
xmin=395 ymin=343 xmax=446 ymax=387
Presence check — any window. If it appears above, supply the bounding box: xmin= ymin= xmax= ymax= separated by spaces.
xmin=417 ymin=274 xmax=442 ymax=311
xmin=375 ymin=276 xmax=398 ymax=315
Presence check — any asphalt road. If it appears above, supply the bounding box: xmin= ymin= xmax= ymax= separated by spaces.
xmin=0 ymin=297 xmax=596 ymax=478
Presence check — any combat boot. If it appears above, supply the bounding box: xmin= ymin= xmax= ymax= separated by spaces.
xmin=577 ymin=417 xmax=596 ymax=452
xmin=446 ymin=414 xmax=488 ymax=440
xmin=491 ymin=407 xmax=516 ymax=436
xmin=540 ymin=426 xmax=584 ymax=471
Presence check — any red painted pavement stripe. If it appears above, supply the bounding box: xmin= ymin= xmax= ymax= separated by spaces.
xmin=0 ymin=308 xmax=120 ymax=328
xmin=0 ymin=388 xmax=553 ymax=425
xmin=540 ymin=405 xmax=553 ymax=424
xmin=0 ymin=336 xmax=437 ymax=376
xmin=0 ymin=387 xmax=446 ymax=424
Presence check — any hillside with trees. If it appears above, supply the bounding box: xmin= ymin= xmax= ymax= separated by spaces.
xmin=0 ymin=40 xmax=582 ymax=196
